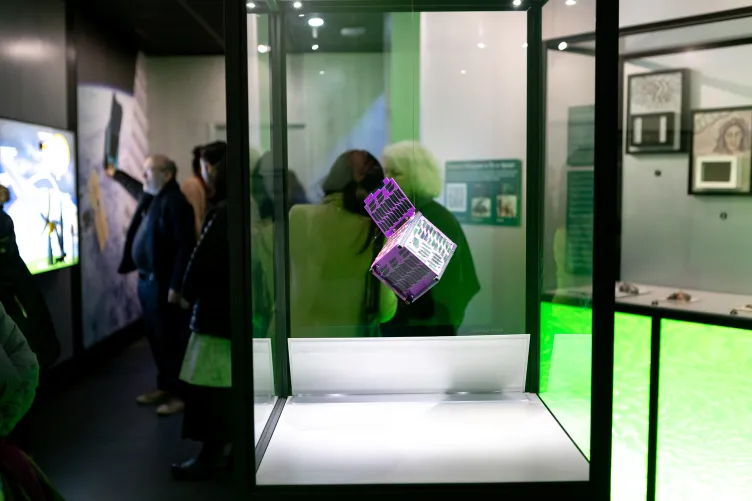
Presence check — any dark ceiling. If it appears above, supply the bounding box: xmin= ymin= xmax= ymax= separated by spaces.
xmin=71 ymin=0 xmax=386 ymax=56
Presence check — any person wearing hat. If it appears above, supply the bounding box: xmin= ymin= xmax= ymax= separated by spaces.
xmin=285 ymin=150 xmax=397 ymax=338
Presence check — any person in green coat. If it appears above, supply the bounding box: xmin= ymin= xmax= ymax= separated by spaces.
xmin=0 ymin=302 xmax=65 ymax=501
xmin=286 ymin=150 xmax=398 ymax=338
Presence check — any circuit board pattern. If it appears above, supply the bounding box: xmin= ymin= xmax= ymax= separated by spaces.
xmin=364 ymin=178 xmax=415 ymax=237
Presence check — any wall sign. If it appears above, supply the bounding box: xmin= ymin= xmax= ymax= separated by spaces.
xmin=445 ymin=159 xmax=522 ymax=227
xmin=567 ymin=104 xmax=595 ymax=167
xmin=565 ymin=170 xmax=594 ymax=276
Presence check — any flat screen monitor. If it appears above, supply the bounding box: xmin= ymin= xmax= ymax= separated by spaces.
xmin=0 ymin=117 xmax=79 ymax=274
xmin=694 ymin=155 xmax=741 ymax=191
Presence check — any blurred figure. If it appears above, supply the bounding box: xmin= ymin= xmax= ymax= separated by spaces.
xmin=0 ymin=185 xmax=59 ymax=449
xmin=285 ymin=150 xmax=397 ymax=338
xmin=380 ymin=142 xmax=480 ymax=337
xmin=172 ymin=141 xmax=232 ymax=481
xmin=181 ymin=146 xmax=208 ymax=239
xmin=107 ymin=155 xmax=196 ymax=416
xmin=251 ymin=152 xmax=308 ymax=222
xmin=0 ymin=302 xmax=66 ymax=500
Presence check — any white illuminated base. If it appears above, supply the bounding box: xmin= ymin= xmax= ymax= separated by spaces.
xmin=254 ymin=397 xmax=278 ymax=444
xmin=256 ymin=394 xmax=589 ymax=485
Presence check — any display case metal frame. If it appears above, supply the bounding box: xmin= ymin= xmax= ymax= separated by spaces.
xmin=226 ymin=0 xmax=619 ymax=499
xmin=543 ymin=6 xmax=752 ymax=501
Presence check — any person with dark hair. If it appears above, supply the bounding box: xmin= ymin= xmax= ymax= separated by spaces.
xmin=181 ymin=147 xmax=208 ymax=238
xmin=714 ymin=117 xmax=750 ymax=155
xmin=105 ymin=155 xmax=196 ymax=416
xmin=283 ymin=150 xmax=397 ymax=339
xmin=171 ymin=141 xmax=234 ymax=480
xmin=251 ymin=152 xmax=309 ymax=222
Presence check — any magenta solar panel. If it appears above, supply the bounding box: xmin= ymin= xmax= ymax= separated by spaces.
xmin=364 ymin=178 xmax=415 ymax=238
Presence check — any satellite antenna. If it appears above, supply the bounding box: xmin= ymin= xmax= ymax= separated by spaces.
xmin=39 ymin=192 xmax=66 ymax=265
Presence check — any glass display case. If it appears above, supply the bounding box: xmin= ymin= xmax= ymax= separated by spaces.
xmin=224 ymin=0 xmax=618 ymax=499
xmin=542 ymin=5 xmax=752 ymax=501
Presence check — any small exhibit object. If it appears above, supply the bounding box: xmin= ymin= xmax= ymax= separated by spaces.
xmin=616 ymin=282 xmax=645 ymax=297
xmin=690 ymin=107 xmax=752 ymax=194
xmin=626 ymin=69 xmax=689 ymax=154
xmin=666 ymin=290 xmax=693 ymax=302
xmin=365 ymin=178 xmax=457 ymax=304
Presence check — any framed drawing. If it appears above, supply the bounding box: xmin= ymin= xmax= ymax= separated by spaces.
xmin=689 ymin=106 xmax=752 ymax=195
xmin=626 ymin=69 xmax=690 ymax=155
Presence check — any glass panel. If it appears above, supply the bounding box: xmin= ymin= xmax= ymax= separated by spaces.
xmin=249 ymin=3 xmax=591 ymax=488
xmin=247 ymin=11 xmax=278 ymax=444
xmin=539 ymin=0 xmax=596 ymax=468
xmin=657 ymin=320 xmax=752 ymax=501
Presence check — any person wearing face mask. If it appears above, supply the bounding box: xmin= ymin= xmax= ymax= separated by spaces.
xmin=106 ymin=155 xmax=196 ymax=416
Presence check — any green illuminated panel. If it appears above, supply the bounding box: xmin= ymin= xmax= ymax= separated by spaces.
xmin=657 ymin=320 xmax=752 ymax=501
xmin=539 ymin=302 xmax=651 ymax=501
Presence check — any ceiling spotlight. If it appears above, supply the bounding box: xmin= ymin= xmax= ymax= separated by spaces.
xmin=558 ymin=41 xmax=568 ymax=50
xmin=312 ymin=44 xmax=319 ymax=50
xmin=566 ymin=0 xmax=577 ymax=5
xmin=319 ymin=70 xmax=325 ymax=75
xmin=293 ymin=1 xmax=303 ymax=8
xmin=477 ymin=42 xmax=486 ymax=49
xmin=523 ymin=42 xmax=528 ymax=48
xmin=308 ymin=17 xmax=324 ymax=27
xmin=257 ymin=45 xmax=269 ymax=53
xmin=246 ymin=1 xmax=256 ymax=8
xmin=299 ymin=13 xmax=305 ymax=17
xmin=513 ymin=0 xmax=522 ymax=6
xmin=461 ymin=69 xmax=467 ymax=75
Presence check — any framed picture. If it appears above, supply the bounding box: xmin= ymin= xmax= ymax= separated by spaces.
xmin=626 ymin=69 xmax=690 ymax=155
xmin=689 ymin=106 xmax=752 ymax=195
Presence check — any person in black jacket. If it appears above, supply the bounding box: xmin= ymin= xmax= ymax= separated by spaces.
xmin=106 ymin=155 xmax=196 ymax=416
xmin=171 ymin=142 xmax=232 ymax=481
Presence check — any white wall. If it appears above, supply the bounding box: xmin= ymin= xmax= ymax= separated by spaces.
xmin=146 ymin=56 xmax=226 ymax=182
xmin=543 ymin=0 xmax=751 ymax=39
xmin=421 ymin=11 xmax=528 ymax=335
xmin=621 ymin=44 xmax=752 ymax=294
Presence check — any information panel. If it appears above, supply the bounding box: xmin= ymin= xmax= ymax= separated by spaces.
xmin=445 ymin=159 xmax=522 ymax=227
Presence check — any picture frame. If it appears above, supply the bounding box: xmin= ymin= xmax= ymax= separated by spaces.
xmin=626 ymin=69 xmax=690 ymax=155
xmin=689 ymin=106 xmax=752 ymax=196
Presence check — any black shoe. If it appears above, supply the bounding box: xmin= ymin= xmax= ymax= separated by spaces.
xmin=171 ymin=456 xmax=230 ymax=482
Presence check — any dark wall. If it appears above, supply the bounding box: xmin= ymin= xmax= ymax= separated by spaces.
xmin=75 ymin=12 xmax=136 ymax=94
xmin=0 ymin=0 xmax=75 ymax=364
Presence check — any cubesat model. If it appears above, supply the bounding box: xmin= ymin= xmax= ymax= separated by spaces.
xmin=365 ymin=178 xmax=457 ymax=304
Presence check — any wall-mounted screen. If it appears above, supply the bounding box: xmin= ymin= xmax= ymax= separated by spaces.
xmin=0 ymin=117 xmax=79 ymax=274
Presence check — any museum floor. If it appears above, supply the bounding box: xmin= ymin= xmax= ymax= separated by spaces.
xmin=25 ymin=339 xmax=233 ymax=501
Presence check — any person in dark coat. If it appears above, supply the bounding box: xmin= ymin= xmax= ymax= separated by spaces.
xmin=171 ymin=141 xmax=232 ymax=481
xmin=380 ymin=142 xmax=481 ymax=337
xmin=106 ymin=155 xmax=196 ymax=416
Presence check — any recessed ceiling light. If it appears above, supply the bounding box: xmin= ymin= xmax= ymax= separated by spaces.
xmin=308 ymin=17 xmax=324 ymax=27
xmin=558 ymin=41 xmax=568 ymax=50
xmin=312 ymin=44 xmax=319 ymax=50
xmin=523 ymin=42 xmax=528 ymax=48
xmin=258 ymin=45 xmax=269 ymax=53
xmin=293 ymin=1 xmax=303 ymax=8
xmin=319 ymin=70 xmax=325 ymax=75
xmin=513 ymin=0 xmax=522 ymax=6
xmin=246 ymin=1 xmax=256 ymax=8
xmin=461 ymin=70 xmax=467 ymax=75
xmin=299 ymin=13 xmax=304 ymax=17
xmin=566 ymin=0 xmax=577 ymax=5
xmin=477 ymin=42 xmax=486 ymax=49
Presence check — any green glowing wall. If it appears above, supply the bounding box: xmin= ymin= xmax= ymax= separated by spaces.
xmin=540 ymin=302 xmax=752 ymax=501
